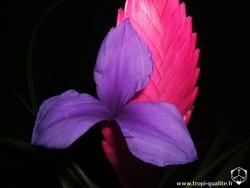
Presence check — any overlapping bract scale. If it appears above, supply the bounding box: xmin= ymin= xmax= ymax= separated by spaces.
xmin=117 ymin=0 xmax=200 ymax=122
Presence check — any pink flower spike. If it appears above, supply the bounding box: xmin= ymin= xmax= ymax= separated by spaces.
xmin=118 ymin=0 xmax=200 ymax=120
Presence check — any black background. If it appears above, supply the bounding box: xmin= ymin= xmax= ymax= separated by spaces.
xmin=3 ymin=0 xmax=250 ymax=187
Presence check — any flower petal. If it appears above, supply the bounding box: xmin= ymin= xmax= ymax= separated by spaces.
xmin=32 ymin=90 xmax=110 ymax=149
xmin=94 ymin=20 xmax=153 ymax=115
xmin=115 ymin=102 xmax=197 ymax=166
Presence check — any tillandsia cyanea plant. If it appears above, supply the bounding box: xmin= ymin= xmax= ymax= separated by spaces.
xmin=31 ymin=0 xmax=200 ymax=186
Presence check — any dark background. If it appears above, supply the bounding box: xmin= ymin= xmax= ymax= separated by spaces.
xmin=3 ymin=0 xmax=250 ymax=187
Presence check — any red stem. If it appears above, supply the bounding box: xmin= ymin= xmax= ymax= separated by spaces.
xmin=101 ymin=121 xmax=163 ymax=188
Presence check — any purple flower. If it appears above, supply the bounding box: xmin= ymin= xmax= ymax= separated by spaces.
xmin=31 ymin=20 xmax=197 ymax=166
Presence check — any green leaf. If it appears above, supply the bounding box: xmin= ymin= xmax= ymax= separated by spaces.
xmin=214 ymin=147 xmax=249 ymax=182
xmin=69 ymin=161 xmax=99 ymax=188
xmin=11 ymin=88 xmax=35 ymax=116
xmin=195 ymin=127 xmax=226 ymax=175
xmin=58 ymin=161 xmax=99 ymax=188
xmin=0 ymin=137 xmax=61 ymax=164
xmin=157 ymin=167 xmax=177 ymax=188
xmin=0 ymin=137 xmax=39 ymax=153
xmin=0 ymin=137 xmax=99 ymax=188
xmin=189 ymin=138 xmax=250 ymax=184
xmin=61 ymin=167 xmax=83 ymax=187
xmin=26 ymin=0 xmax=66 ymax=113
xmin=58 ymin=173 xmax=77 ymax=188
